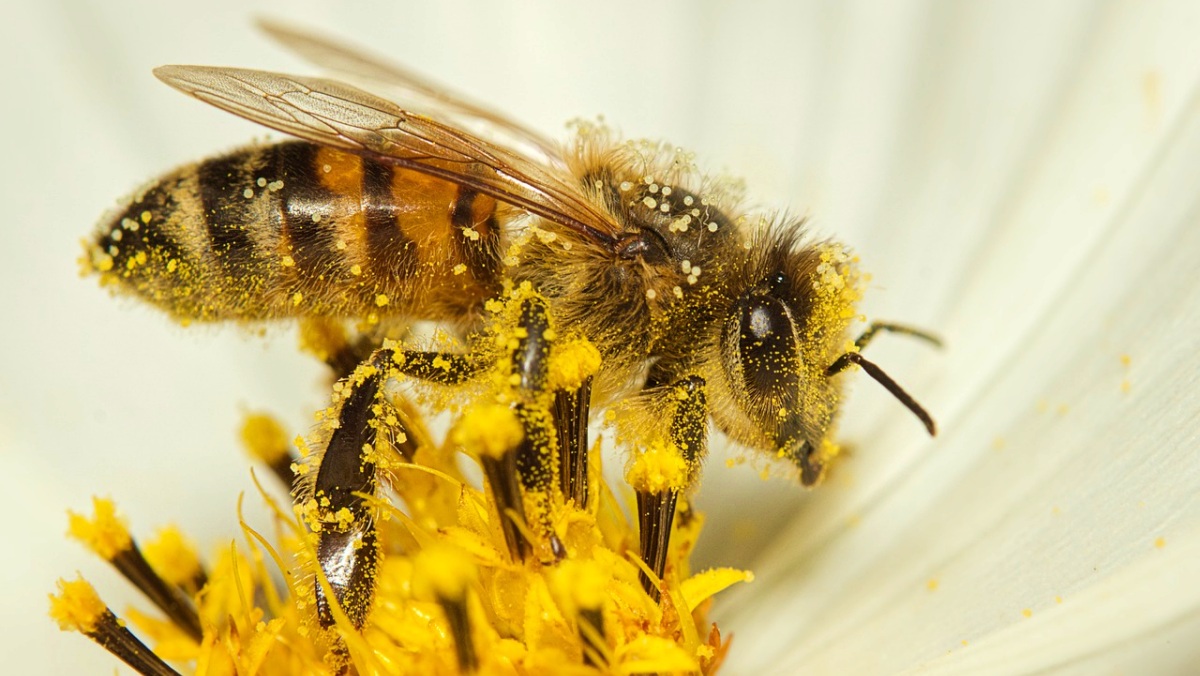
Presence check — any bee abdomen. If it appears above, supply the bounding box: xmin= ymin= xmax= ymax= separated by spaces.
xmin=86 ymin=141 xmax=504 ymax=323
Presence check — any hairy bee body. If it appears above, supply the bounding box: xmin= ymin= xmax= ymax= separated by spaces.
xmin=88 ymin=32 xmax=934 ymax=491
xmin=88 ymin=140 xmax=502 ymax=324
xmin=72 ymin=25 xmax=940 ymax=662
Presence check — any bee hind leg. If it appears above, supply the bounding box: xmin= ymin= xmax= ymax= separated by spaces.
xmin=305 ymin=341 xmax=490 ymax=629
xmin=303 ymin=348 xmax=401 ymax=631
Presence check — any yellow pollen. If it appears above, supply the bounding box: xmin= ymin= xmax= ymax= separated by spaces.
xmin=412 ymin=544 xmax=478 ymax=602
xmin=547 ymin=338 xmax=602 ymax=391
xmin=49 ymin=577 xmax=107 ymax=633
xmin=142 ymin=527 xmax=202 ymax=587
xmin=551 ymin=559 xmax=608 ymax=613
xmin=626 ymin=440 xmax=690 ymax=493
xmin=240 ymin=412 xmax=290 ymax=464
xmin=67 ymin=497 xmax=131 ymax=560
xmin=451 ymin=404 xmax=523 ymax=458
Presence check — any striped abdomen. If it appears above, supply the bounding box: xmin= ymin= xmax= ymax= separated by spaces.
xmin=86 ymin=141 xmax=503 ymax=324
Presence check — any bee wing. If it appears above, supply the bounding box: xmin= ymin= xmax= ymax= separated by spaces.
xmin=255 ymin=18 xmax=564 ymax=167
xmin=154 ymin=65 xmax=622 ymax=245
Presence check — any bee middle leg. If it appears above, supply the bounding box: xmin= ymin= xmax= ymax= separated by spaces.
xmin=504 ymin=296 xmax=575 ymax=561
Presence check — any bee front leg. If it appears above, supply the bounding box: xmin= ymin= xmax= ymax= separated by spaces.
xmin=553 ymin=375 xmax=593 ymax=509
xmin=629 ymin=375 xmax=707 ymax=600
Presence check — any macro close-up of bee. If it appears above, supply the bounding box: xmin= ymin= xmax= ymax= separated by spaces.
xmin=15 ymin=3 xmax=1198 ymax=674
xmin=61 ymin=18 xmax=938 ymax=675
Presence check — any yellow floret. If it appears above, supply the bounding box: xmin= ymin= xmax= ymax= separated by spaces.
xmin=298 ymin=318 xmax=348 ymax=363
xmin=451 ymin=404 xmax=524 ymax=458
xmin=550 ymin=559 xmax=607 ymax=613
xmin=49 ymin=577 xmax=107 ymax=633
xmin=142 ymin=526 xmax=203 ymax=587
xmin=412 ymin=543 xmax=478 ymax=602
xmin=67 ymin=497 xmax=131 ymax=560
xmin=679 ymin=568 xmax=754 ymax=613
xmin=240 ymin=412 xmax=290 ymax=465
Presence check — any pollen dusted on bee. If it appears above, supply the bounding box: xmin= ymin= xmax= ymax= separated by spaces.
xmin=65 ymin=46 xmax=945 ymax=674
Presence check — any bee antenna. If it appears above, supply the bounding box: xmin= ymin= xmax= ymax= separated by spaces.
xmin=827 ymin=351 xmax=936 ymax=436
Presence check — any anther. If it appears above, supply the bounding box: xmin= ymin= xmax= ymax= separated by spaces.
xmin=50 ymin=577 xmax=182 ymax=676
xmin=67 ymin=498 xmax=203 ymax=641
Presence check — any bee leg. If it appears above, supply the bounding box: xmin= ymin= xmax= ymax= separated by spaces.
xmin=393 ymin=350 xmax=482 ymax=385
xmin=301 ymin=317 xmax=484 ymax=384
xmin=308 ymin=344 xmax=483 ymax=630
xmin=553 ymin=375 xmax=593 ymax=509
xmin=307 ymin=348 xmax=401 ymax=630
xmin=633 ymin=376 xmax=707 ymax=600
xmin=509 ymin=296 xmax=565 ymax=561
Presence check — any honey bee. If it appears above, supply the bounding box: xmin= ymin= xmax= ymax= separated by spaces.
xmin=86 ymin=21 xmax=937 ymax=630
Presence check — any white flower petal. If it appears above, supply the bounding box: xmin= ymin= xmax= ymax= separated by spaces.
xmin=720 ymin=2 xmax=1200 ymax=672
xmin=911 ymin=524 xmax=1200 ymax=674
xmin=7 ymin=1 xmax=1198 ymax=673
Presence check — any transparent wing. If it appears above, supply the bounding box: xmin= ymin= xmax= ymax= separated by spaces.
xmin=154 ymin=65 xmax=621 ymax=245
xmin=256 ymin=18 xmax=565 ymax=168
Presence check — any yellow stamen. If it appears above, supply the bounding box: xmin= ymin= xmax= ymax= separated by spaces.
xmin=67 ymin=497 xmax=131 ymax=560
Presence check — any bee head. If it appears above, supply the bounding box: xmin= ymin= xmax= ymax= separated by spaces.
xmin=710 ymin=227 xmax=864 ymax=485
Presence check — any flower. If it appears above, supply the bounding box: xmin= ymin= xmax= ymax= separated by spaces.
xmin=707 ymin=3 xmax=1200 ymax=672
xmin=7 ymin=2 xmax=1200 ymax=673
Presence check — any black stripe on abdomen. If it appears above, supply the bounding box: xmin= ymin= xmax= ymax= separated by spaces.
xmin=272 ymin=142 xmax=341 ymax=280
xmin=450 ymin=185 xmax=501 ymax=283
xmin=362 ymin=158 xmax=416 ymax=281
xmin=198 ymin=149 xmax=274 ymax=281
xmin=96 ymin=180 xmax=187 ymax=273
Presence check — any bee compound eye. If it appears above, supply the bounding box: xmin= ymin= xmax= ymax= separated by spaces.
xmin=727 ymin=293 xmax=802 ymax=400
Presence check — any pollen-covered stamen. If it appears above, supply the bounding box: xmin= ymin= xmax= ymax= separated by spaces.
xmin=452 ymin=403 xmax=530 ymax=562
xmin=634 ymin=489 xmax=679 ymax=601
xmin=50 ymin=577 xmax=182 ymax=676
xmin=67 ymin=498 xmax=203 ymax=641
xmin=240 ymin=412 xmax=298 ymax=490
xmin=552 ymin=559 xmax=610 ymax=666
xmin=142 ymin=526 xmax=208 ymax=595
xmin=412 ymin=545 xmax=479 ymax=673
